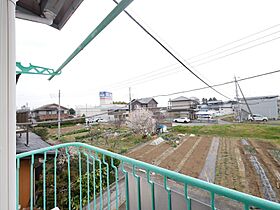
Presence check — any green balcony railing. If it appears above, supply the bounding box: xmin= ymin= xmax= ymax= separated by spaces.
xmin=16 ymin=142 xmax=280 ymax=210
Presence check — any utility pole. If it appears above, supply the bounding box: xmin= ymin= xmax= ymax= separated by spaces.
xmin=129 ymin=87 xmax=131 ymax=112
xmin=234 ymin=76 xmax=241 ymax=122
xmin=237 ymin=81 xmax=254 ymax=121
xmin=58 ymin=90 xmax=61 ymax=140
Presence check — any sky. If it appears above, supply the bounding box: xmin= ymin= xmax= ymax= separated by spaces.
xmin=16 ymin=0 xmax=280 ymax=109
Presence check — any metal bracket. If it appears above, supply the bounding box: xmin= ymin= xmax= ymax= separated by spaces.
xmin=16 ymin=62 xmax=60 ymax=76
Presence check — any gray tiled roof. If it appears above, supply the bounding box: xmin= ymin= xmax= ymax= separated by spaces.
xmin=16 ymin=132 xmax=55 ymax=155
xmin=135 ymin=97 xmax=157 ymax=104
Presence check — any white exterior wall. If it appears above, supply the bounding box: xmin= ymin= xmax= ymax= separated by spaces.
xmin=241 ymin=97 xmax=278 ymax=119
xmin=0 ymin=0 xmax=16 ymax=209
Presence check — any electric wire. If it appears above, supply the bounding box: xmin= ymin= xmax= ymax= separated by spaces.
xmin=151 ymin=69 xmax=280 ymax=98
xmin=188 ymin=23 xmax=280 ymax=61
xmin=19 ymin=68 xmax=280 ymax=126
xmin=190 ymin=29 xmax=280 ymax=64
xmin=112 ymin=0 xmax=231 ymax=100
xmin=106 ymin=34 xmax=280 ymax=90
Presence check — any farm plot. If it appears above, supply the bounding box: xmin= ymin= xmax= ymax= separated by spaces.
xmin=178 ymin=137 xmax=212 ymax=178
xmin=215 ymin=138 xmax=247 ymax=193
xmin=126 ymin=135 xmax=280 ymax=201
xmin=159 ymin=137 xmax=203 ymax=171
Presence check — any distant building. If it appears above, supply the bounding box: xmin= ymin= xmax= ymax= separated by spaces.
xmin=99 ymin=91 xmax=113 ymax=106
xmin=31 ymin=103 xmax=69 ymax=121
xmin=239 ymin=95 xmax=278 ymax=120
xmin=278 ymin=97 xmax=280 ymax=116
xmin=167 ymin=96 xmax=199 ymax=119
xmin=130 ymin=97 xmax=158 ymax=111
xmin=198 ymin=100 xmax=236 ymax=116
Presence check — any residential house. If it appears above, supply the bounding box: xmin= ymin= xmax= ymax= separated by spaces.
xmin=31 ymin=103 xmax=70 ymax=121
xmin=130 ymin=98 xmax=158 ymax=111
xmin=198 ymin=100 xmax=236 ymax=116
xmin=167 ymin=96 xmax=199 ymax=119
xmin=239 ymin=95 xmax=278 ymax=120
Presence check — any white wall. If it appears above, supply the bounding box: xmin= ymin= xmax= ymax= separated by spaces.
xmin=0 ymin=0 xmax=16 ymax=209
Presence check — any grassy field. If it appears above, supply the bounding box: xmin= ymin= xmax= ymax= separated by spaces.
xmin=46 ymin=124 xmax=150 ymax=154
xmin=171 ymin=124 xmax=280 ymax=143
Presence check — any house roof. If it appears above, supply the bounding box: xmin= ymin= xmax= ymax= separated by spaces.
xmin=32 ymin=103 xmax=69 ymax=112
xmin=16 ymin=0 xmax=84 ymax=30
xmin=133 ymin=97 xmax=158 ymax=104
xmin=16 ymin=132 xmax=55 ymax=155
xmin=170 ymin=96 xmax=199 ymax=102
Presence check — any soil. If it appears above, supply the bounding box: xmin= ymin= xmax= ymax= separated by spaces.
xmin=237 ymin=140 xmax=263 ymax=198
xmin=138 ymin=143 xmax=171 ymax=164
xmin=159 ymin=137 xmax=200 ymax=171
xmin=123 ymin=134 xmax=280 ymax=201
xmin=215 ymin=138 xmax=246 ymax=193
xmin=126 ymin=144 xmax=155 ymax=158
xmin=249 ymin=140 xmax=280 ymax=201
xmin=179 ymin=137 xmax=212 ymax=178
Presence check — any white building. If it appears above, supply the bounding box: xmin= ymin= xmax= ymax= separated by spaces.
xmin=239 ymin=95 xmax=278 ymax=120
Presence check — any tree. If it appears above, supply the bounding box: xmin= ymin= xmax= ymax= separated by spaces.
xmin=127 ymin=108 xmax=156 ymax=136
xmin=69 ymin=108 xmax=76 ymax=115
xmin=202 ymin=98 xmax=208 ymax=104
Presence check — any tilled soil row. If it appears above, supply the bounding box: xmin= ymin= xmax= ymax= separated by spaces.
xmin=237 ymin=140 xmax=262 ymax=198
xmin=159 ymin=137 xmax=201 ymax=171
xmin=137 ymin=143 xmax=172 ymax=164
xmin=215 ymin=138 xmax=246 ymax=193
xmin=250 ymin=140 xmax=280 ymax=201
xmin=126 ymin=144 xmax=155 ymax=158
xmin=179 ymin=137 xmax=212 ymax=178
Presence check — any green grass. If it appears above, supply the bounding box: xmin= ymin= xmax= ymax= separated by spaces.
xmin=171 ymin=124 xmax=280 ymax=143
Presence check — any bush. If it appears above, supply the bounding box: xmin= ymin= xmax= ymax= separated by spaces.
xmin=33 ymin=127 xmax=49 ymax=140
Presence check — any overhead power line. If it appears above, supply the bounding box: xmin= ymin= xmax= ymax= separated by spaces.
xmin=188 ymin=23 xmax=280 ymax=61
xmin=152 ymin=69 xmax=280 ymax=98
xmin=112 ymin=0 xmax=231 ymax=100
xmin=190 ymin=30 xmax=280 ymax=64
xmin=101 ymin=6 xmax=280 ymax=90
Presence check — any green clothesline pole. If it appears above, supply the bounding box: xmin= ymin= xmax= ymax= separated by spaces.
xmin=16 ymin=62 xmax=60 ymax=76
xmin=48 ymin=0 xmax=134 ymax=81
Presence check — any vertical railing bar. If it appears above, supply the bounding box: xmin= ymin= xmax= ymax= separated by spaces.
xmin=132 ymin=165 xmax=141 ymax=210
xmin=211 ymin=192 xmax=215 ymax=210
xmin=147 ymin=170 xmax=155 ymax=210
xmin=89 ymin=154 xmax=97 ymax=210
xmin=16 ymin=158 xmax=20 ymax=210
xmin=111 ymin=158 xmax=119 ymax=210
xmin=78 ymin=150 xmax=82 ymax=210
xmin=30 ymin=155 xmax=34 ymax=210
xmin=164 ymin=176 xmax=172 ymax=210
xmin=121 ymin=161 xmax=130 ymax=210
xmin=95 ymin=152 xmax=103 ymax=210
xmin=103 ymin=154 xmax=111 ymax=209
xmin=86 ymin=153 xmax=90 ymax=210
xmin=54 ymin=149 xmax=58 ymax=208
xmin=244 ymin=203 xmax=249 ymax=210
xmin=66 ymin=147 xmax=72 ymax=210
xmin=43 ymin=152 xmax=47 ymax=210
xmin=184 ymin=183 xmax=191 ymax=210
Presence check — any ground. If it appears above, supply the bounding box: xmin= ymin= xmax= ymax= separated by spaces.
xmin=42 ymin=123 xmax=280 ymax=201
xmin=126 ymin=135 xmax=280 ymax=201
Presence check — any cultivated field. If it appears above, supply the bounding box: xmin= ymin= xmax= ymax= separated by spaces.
xmin=126 ymin=136 xmax=280 ymax=202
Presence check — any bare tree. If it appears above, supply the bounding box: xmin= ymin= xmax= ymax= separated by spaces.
xmin=127 ymin=108 xmax=156 ymax=135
